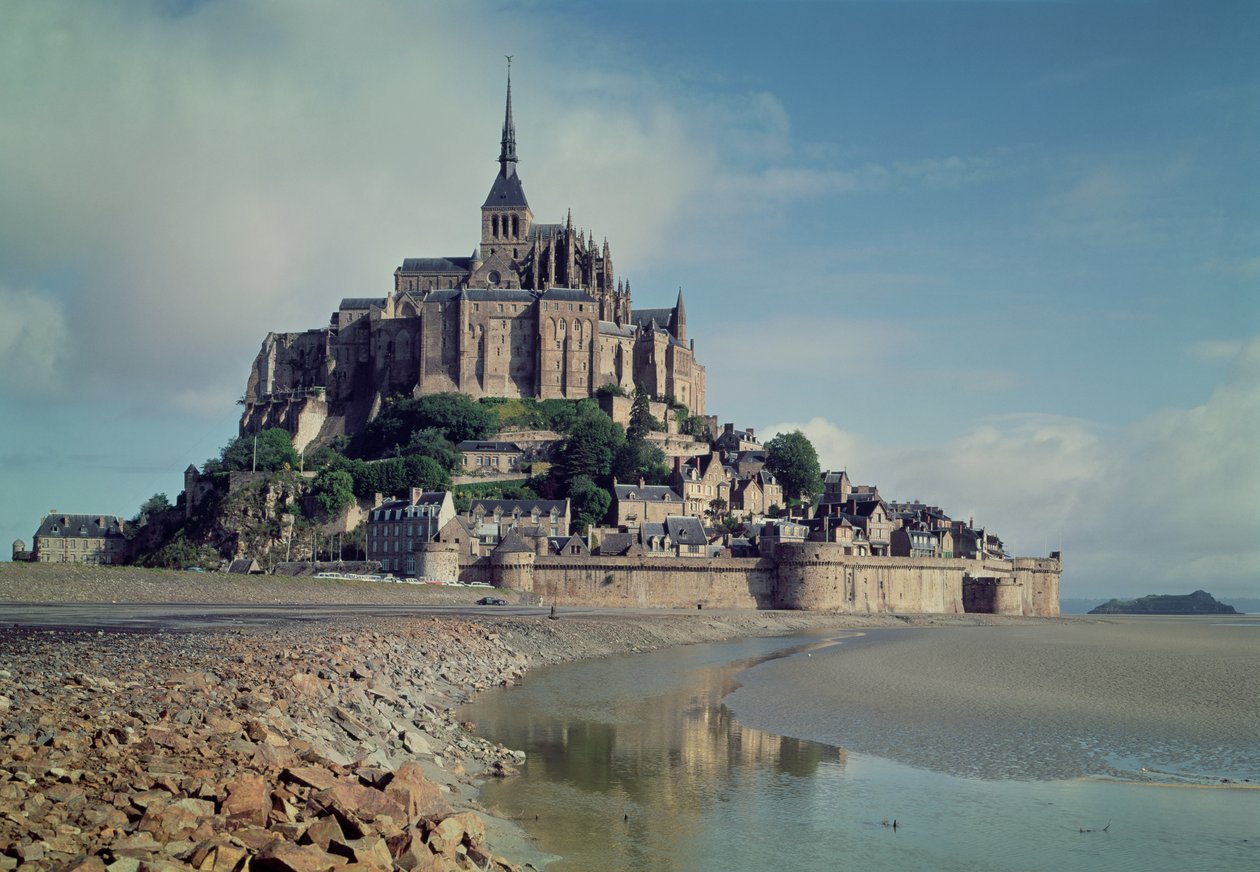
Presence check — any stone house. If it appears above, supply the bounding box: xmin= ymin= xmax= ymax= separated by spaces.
xmin=466 ymin=498 xmax=570 ymax=546
xmin=890 ymin=527 xmax=939 ymax=558
xmin=756 ymin=519 xmax=810 ymax=559
xmin=640 ymin=516 xmax=708 ymax=557
xmin=713 ymin=423 xmax=761 ymax=456
xmin=670 ymin=452 xmax=731 ymax=518
xmin=31 ymin=513 xmax=128 ymax=565
xmin=729 ymin=469 xmax=783 ymax=516
xmin=816 ymin=470 xmax=852 ymax=511
xmin=458 ymin=440 xmax=526 ymax=473
xmin=366 ymin=490 xmax=456 ymax=576
xmin=612 ymin=480 xmax=684 ymax=528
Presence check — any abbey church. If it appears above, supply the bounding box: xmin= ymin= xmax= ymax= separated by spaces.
xmin=240 ymin=70 xmax=705 ymax=451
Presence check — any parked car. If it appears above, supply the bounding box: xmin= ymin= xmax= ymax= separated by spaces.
xmin=476 ymin=596 xmax=508 ymax=606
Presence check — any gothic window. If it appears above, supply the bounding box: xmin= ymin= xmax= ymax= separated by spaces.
xmin=492 ymin=215 xmax=499 ymax=237
xmin=512 ymin=215 xmax=519 ymax=237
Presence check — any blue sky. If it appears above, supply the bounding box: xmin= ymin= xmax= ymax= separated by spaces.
xmin=1 ymin=0 xmax=1256 ymax=599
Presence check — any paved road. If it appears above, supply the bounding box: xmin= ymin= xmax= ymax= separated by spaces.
xmin=0 ymin=602 xmax=557 ymax=632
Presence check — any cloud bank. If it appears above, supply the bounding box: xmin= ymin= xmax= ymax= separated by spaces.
xmin=766 ymin=337 xmax=1260 ymax=599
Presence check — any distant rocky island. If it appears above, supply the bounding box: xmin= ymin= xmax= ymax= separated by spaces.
xmin=1089 ymin=590 xmax=1238 ymax=615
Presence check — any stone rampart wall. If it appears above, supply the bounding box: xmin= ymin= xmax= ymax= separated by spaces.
xmin=527 ymin=556 xmax=776 ymax=609
xmin=461 ymin=545 xmax=1062 ymax=616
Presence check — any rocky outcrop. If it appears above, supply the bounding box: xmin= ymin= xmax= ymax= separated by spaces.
xmin=1088 ymin=590 xmax=1239 ymax=615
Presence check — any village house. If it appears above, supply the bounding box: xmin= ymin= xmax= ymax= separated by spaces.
xmin=729 ymin=469 xmax=783 ymax=516
xmin=366 ymin=490 xmax=456 ymax=576
xmin=670 ymin=452 xmax=731 ymax=518
xmin=465 ymin=498 xmax=569 ymax=546
xmin=30 ymin=513 xmax=128 ymax=565
xmin=713 ymin=423 xmax=761 ymax=456
xmin=612 ymin=479 xmax=684 ymax=528
xmin=457 ymin=440 xmax=526 ymax=473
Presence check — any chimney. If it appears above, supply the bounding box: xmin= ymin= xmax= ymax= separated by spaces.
xmin=747 ymin=427 xmax=754 ymax=438
xmin=724 ymin=423 xmax=734 ymax=434
xmin=411 ymin=486 xmax=423 ymax=504
xmin=673 ymin=456 xmax=683 ymax=475
xmin=638 ymin=476 xmax=645 ymax=489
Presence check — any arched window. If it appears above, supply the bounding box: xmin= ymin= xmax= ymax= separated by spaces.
xmin=492 ymin=215 xmax=499 ymax=238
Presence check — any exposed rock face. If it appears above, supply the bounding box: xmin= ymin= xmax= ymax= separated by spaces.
xmin=1088 ymin=590 xmax=1239 ymax=615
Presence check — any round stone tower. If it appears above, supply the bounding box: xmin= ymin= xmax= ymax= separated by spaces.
xmin=490 ymin=533 xmax=535 ymax=592
xmin=415 ymin=540 xmax=459 ymax=584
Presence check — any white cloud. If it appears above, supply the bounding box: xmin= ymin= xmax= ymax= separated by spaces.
xmin=763 ymin=337 xmax=1260 ymax=599
xmin=0 ymin=287 xmax=71 ymax=397
xmin=1186 ymin=338 xmax=1244 ymax=361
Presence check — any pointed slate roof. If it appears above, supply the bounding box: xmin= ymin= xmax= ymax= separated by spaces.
xmin=494 ymin=530 xmax=533 ymax=554
xmin=484 ymin=63 xmax=530 ymax=210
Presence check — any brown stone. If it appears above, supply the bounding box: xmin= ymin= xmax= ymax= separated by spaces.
xmin=59 ymin=855 xmax=108 ymax=872
xmin=330 ymin=836 xmax=392 ymax=870
xmin=189 ymin=839 xmax=249 ymax=872
xmin=221 ymin=774 xmax=269 ymax=828
xmin=380 ymin=764 xmax=448 ymax=822
xmin=301 ymin=816 xmax=344 ymax=852
xmin=256 ymin=841 xmax=343 ymax=872
xmin=283 ymin=766 xmax=340 ymax=792
xmin=138 ymin=802 xmax=200 ymax=839
xmin=253 ymin=743 xmax=299 ymax=769
xmin=307 ymin=784 xmax=405 ymax=830
xmin=289 ymin=674 xmax=324 ymax=698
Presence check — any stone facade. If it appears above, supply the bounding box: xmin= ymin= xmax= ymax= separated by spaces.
xmin=31 ymin=513 xmax=128 ymax=565
xmin=365 ymin=490 xmax=455 ymax=577
xmin=240 ymin=72 xmax=705 ymax=453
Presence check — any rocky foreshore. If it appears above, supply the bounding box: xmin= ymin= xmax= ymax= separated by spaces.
xmin=0 ymin=565 xmax=1032 ymax=871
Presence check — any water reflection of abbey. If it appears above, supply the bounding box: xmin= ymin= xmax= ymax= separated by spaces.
xmin=470 ymin=645 xmax=845 ymax=866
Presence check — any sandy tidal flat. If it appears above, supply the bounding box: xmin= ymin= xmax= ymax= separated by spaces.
xmin=725 ymin=616 xmax=1260 ymax=782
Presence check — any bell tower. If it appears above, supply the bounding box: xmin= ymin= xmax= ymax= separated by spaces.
xmin=481 ymin=57 xmax=533 ymax=261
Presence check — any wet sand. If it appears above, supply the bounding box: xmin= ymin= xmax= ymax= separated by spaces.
xmin=725 ymin=616 xmax=1260 ymax=782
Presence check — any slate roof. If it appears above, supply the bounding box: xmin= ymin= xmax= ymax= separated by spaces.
xmin=493 ymin=530 xmax=534 ymax=554
xmin=35 ymin=514 xmax=125 ymax=539
xmin=596 ymin=533 xmax=637 ymax=556
xmin=529 ymin=222 xmax=564 ymax=239
xmin=631 ymin=308 xmax=674 ymax=330
xmin=399 ymin=257 xmax=474 ymax=273
xmin=469 ymin=499 xmax=567 ymax=517
xmin=340 ymin=297 xmax=387 ymax=311
xmin=549 ymin=534 xmax=589 ymax=555
xmin=664 ymin=515 xmax=707 ymax=546
xmin=370 ymin=491 xmax=449 ymax=521
xmin=540 ymin=288 xmax=597 ymax=303
xmin=614 ymin=484 xmax=682 ymax=502
xmin=458 ymin=441 xmax=523 ymax=453
xmin=483 ymin=171 xmax=529 ymax=209
xmin=599 ymin=320 xmax=636 ymax=338
xmin=847 ymin=500 xmax=887 ymax=518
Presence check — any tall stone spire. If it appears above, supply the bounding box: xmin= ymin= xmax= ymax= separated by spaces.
xmin=499 ymin=56 xmax=518 ymax=179
xmin=482 ymin=57 xmax=530 ymax=221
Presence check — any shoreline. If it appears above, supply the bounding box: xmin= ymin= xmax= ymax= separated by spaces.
xmin=0 ymin=565 xmax=1048 ymax=870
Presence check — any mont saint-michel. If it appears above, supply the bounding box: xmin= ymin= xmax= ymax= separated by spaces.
xmin=13 ymin=70 xmax=1060 ymax=618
